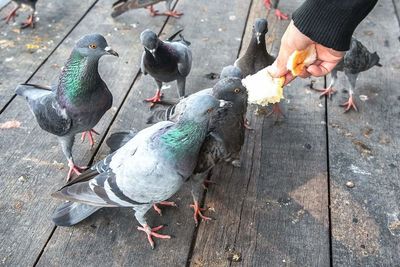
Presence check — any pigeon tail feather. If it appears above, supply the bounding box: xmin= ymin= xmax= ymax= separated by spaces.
xmin=52 ymin=201 xmax=100 ymax=226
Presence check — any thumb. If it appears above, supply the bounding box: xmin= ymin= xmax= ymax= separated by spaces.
xmin=267 ymin=60 xmax=288 ymax=78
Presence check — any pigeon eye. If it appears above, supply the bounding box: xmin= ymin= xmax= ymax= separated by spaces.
xmin=89 ymin=44 xmax=97 ymax=49
xmin=207 ymin=108 xmax=214 ymax=113
xmin=234 ymin=88 xmax=240 ymax=93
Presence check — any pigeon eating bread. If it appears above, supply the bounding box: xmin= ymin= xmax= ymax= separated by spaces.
xmin=242 ymin=44 xmax=317 ymax=106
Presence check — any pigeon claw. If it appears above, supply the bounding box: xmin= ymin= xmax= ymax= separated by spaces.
xmin=163 ymin=10 xmax=183 ymax=18
xmin=21 ymin=14 xmax=35 ymax=29
xmin=137 ymin=224 xmax=171 ymax=249
xmin=313 ymin=87 xmax=337 ymax=99
xmin=152 ymin=201 xmax=177 ymax=216
xmin=3 ymin=7 xmax=18 ymax=23
xmin=244 ymin=117 xmax=253 ymax=130
xmin=266 ymin=103 xmax=285 ymax=121
xmin=81 ymin=129 xmax=99 ymax=148
xmin=147 ymin=5 xmax=159 ymax=16
xmin=144 ymin=89 xmax=163 ymax=108
xmin=340 ymin=95 xmax=358 ymax=112
xmin=263 ymin=0 xmax=272 ymax=9
xmin=67 ymin=160 xmax=87 ymax=182
xmin=190 ymin=201 xmax=212 ymax=226
xmin=275 ymin=9 xmax=289 ymax=20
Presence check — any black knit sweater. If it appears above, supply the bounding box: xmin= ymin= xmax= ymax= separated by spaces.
xmin=292 ymin=0 xmax=378 ymax=51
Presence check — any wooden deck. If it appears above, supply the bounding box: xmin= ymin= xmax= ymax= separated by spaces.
xmin=0 ymin=0 xmax=399 ymax=266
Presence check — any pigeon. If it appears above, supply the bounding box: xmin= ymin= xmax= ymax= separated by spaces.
xmin=111 ymin=0 xmax=182 ymax=18
xmin=140 ymin=29 xmax=192 ymax=107
xmin=235 ymin=18 xmax=281 ymax=118
xmin=220 ymin=65 xmax=243 ymax=79
xmin=108 ymin=78 xmax=248 ymax=224
xmin=235 ymin=18 xmax=275 ymax=78
xmin=263 ymin=0 xmax=289 ymax=20
xmin=51 ymin=94 xmax=227 ymax=249
xmin=3 ymin=0 xmax=37 ymax=28
xmin=16 ymin=34 xmax=118 ymax=181
xmin=313 ymin=37 xmax=381 ymax=112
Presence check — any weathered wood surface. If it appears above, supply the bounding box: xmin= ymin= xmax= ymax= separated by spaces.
xmin=393 ymin=0 xmax=400 ymax=24
xmin=0 ymin=1 xmax=168 ymax=266
xmin=0 ymin=0 xmax=9 ymax=10
xmin=189 ymin=0 xmax=330 ymax=266
xmin=0 ymin=0 xmax=97 ymax=111
xmin=35 ymin=0 xmax=252 ymax=266
xmin=327 ymin=0 xmax=400 ymax=266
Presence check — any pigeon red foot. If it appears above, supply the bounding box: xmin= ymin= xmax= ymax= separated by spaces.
xmin=3 ymin=7 xmax=19 ymax=23
xmin=266 ymin=103 xmax=285 ymax=120
xmin=313 ymin=87 xmax=337 ymax=99
xmin=144 ymin=89 xmax=163 ymax=108
xmin=152 ymin=201 xmax=177 ymax=216
xmin=263 ymin=0 xmax=288 ymax=20
xmin=147 ymin=5 xmax=159 ymax=16
xmin=81 ymin=129 xmax=99 ymax=148
xmin=67 ymin=159 xmax=87 ymax=182
xmin=137 ymin=224 xmax=171 ymax=249
xmin=340 ymin=94 xmax=358 ymax=112
xmin=162 ymin=10 xmax=183 ymax=18
xmin=21 ymin=14 xmax=35 ymax=28
xmin=190 ymin=200 xmax=212 ymax=226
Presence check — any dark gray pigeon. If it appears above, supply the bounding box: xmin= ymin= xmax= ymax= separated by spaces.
xmin=16 ymin=33 xmax=118 ymax=181
xmin=3 ymin=0 xmax=37 ymax=28
xmin=220 ymin=65 xmax=243 ymax=79
xmin=234 ymin=18 xmax=275 ymax=77
xmin=111 ymin=0 xmax=182 ymax=18
xmin=140 ymin=29 xmax=192 ymax=107
xmin=108 ymin=78 xmax=248 ymax=225
xmin=51 ymin=94 xmax=226 ymax=249
xmin=313 ymin=37 xmax=381 ymax=112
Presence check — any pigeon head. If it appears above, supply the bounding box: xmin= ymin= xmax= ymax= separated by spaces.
xmin=212 ymin=78 xmax=248 ymax=112
xmin=220 ymin=65 xmax=243 ymax=79
xmin=181 ymin=95 xmax=228 ymax=123
xmin=140 ymin=29 xmax=160 ymax=57
xmin=74 ymin=33 xmax=119 ymax=58
xmin=253 ymin=18 xmax=268 ymax=44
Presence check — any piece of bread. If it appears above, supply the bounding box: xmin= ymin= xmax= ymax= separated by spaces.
xmin=286 ymin=44 xmax=317 ymax=76
xmin=242 ymin=68 xmax=285 ymax=106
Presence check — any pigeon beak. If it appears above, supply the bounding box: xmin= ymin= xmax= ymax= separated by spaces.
xmin=256 ymin=32 xmax=261 ymax=45
xmin=104 ymin=46 xmax=119 ymax=57
xmin=149 ymin=49 xmax=156 ymax=58
xmin=218 ymin=100 xmax=232 ymax=108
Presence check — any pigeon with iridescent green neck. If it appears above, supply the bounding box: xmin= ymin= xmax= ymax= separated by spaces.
xmin=51 ymin=94 xmax=226 ymax=249
xmin=16 ymin=33 xmax=118 ymax=181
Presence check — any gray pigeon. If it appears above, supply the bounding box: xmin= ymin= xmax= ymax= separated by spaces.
xmin=16 ymin=33 xmax=118 ymax=181
xmin=140 ymin=29 xmax=192 ymax=107
xmin=51 ymin=94 xmax=226 ymax=249
xmin=3 ymin=0 xmax=37 ymax=28
xmin=220 ymin=65 xmax=243 ymax=79
xmin=234 ymin=18 xmax=275 ymax=77
xmin=314 ymin=37 xmax=381 ymax=112
xmin=108 ymin=78 xmax=248 ymax=225
xmin=111 ymin=0 xmax=182 ymax=18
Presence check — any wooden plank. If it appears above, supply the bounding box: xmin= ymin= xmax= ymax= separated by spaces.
xmin=0 ymin=0 xmax=10 ymax=10
xmin=0 ymin=0 xmax=97 ymax=111
xmin=0 ymin=1 xmax=170 ymax=266
xmin=328 ymin=0 xmax=400 ymax=265
xmin=393 ymin=0 xmax=400 ymax=26
xmin=35 ymin=0 xmax=253 ymax=266
xmin=189 ymin=0 xmax=330 ymax=266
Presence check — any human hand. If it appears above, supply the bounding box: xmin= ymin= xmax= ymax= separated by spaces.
xmin=267 ymin=21 xmax=344 ymax=85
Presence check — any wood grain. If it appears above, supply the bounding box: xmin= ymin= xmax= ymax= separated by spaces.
xmin=189 ymin=0 xmax=330 ymax=266
xmin=35 ymin=0 xmax=252 ymax=266
xmin=327 ymin=0 xmax=400 ymax=265
xmin=0 ymin=0 xmax=97 ymax=111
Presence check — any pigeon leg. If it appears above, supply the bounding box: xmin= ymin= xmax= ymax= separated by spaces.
xmin=340 ymin=72 xmax=358 ymax=112
xmin=176 ymin=77 xmax=186 ymax=98
xmin=3 ymin=6 xmax=20 ymax=23
xmin=21 ymin=13 xmax=35 ymax=29
xmin=275 ymin=9 xmax=289 ymax=20
xmin=190 ymin=200 xmax=212 ymax=226
xmin=266 ymin=103 xmax=285 ymax=120
xmin=147 ymin=5 xmax=159 ymax=16
xmin=244 ymin=117 xmax=253 ymax=130
xmin=312 ymin=70 xmax=337 ymax=99
xmin=263 ymin=0 xmax=272 ymax=9
xmin=152 ymin=201 xmax=177 ymax=216
xmin=67 ymin=159 xmax=87 ymax=182
xmin=81 ymin=129 xmax=100 ymax=148
xmin=144 ymin=89 xmax=163 ymax=106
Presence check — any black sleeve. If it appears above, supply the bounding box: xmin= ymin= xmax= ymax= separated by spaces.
xmin=292 ymin=0 xmax=378 ymax=51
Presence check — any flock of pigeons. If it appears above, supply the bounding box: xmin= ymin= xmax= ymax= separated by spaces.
xmin=7 ymin=0 xmax=382 ymax=249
